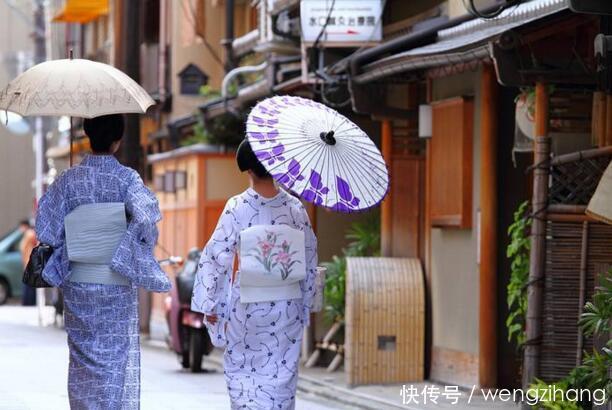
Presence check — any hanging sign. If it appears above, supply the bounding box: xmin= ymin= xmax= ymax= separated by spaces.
xmin=300 ymin=0 xmax=383 ymax=44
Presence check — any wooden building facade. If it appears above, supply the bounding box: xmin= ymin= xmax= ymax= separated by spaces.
xmin=147 ymin=144 xmax=248 ymax=322
xmin=345 ymin=0 xmax=611 ymax=391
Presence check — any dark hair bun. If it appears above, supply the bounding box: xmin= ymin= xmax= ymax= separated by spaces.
xmin=83 ymin=114 xmax=125 ymax=153
xmin=236 ymin=139 xmax=272 ymax=179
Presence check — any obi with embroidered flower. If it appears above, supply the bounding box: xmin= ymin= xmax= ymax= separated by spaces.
xmin=239 ymin=224 xmax=306 ymax=303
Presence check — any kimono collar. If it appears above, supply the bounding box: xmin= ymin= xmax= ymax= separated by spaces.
xmin=246 ymin=187 xmax=286 ymax=205
xmin=81 ymin=154 xmax=120 ymax=167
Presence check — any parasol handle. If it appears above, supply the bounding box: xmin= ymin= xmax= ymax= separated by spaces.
xmin=69 ymin=117 xmax=73 ymax=167
xmin=67 ymin=45 xmax=73 ymax=167
xmin=320 ymin=131 xmax=336 ymax=145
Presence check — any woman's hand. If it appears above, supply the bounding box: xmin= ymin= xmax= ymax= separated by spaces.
xmin=205 ymin=313 xmax=218 ymax=325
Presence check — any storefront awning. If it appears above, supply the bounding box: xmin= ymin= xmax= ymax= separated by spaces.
xmin=148 ymin=143 xmax=224 ymax=164
xmin=354 ymin=0 xmax=569 ymax=83
xmin=53 ymin=0 xmax=109 ymax=24
xmin=199 ymin=79 xmax=271 ymax=119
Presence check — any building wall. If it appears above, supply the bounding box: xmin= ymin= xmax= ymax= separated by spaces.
xmin=429 ymin=69 xmax=481 ymax=386
xmin=0 ymin=1 xmax=35 ymax=234
xmin=170 ymin=0 xmax=254 ymax=120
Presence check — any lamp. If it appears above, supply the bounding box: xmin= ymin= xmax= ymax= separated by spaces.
xmin=418 ymin=104 xmax=432 ymax=138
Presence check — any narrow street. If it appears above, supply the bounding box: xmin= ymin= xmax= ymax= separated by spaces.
xmin=0 ymin=2 xmax=609 ymax=410
xmin=0 ymin=306 xmax=344 ymax=410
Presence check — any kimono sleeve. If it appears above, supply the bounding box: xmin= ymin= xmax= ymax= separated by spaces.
xmin=191 ymin=198 xmax=239 ymax=316
xmin=111 ymin=171 xmax=171 ymax=292
xmin=35 ymin=174 xmax=69 ymax=287
xmin=297 ymin=204 xmax=318 ymax=327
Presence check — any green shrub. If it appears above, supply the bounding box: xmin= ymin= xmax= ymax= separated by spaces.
xmin=183 ymin=112 xmax=245 ymax=148
xmin=322 ymin=216 xmax=380 ymax=324
xmin=506 ymin=200 xmax=531 ymax=347
xmin=527 ymin=379 xmax=582 ymax=410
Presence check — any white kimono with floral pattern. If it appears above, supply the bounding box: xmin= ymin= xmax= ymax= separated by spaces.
xmin=191 ymin=188 xmax=317 ymax=409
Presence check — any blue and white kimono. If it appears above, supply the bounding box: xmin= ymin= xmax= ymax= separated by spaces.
xmin=191 ymin=188 xmax=318 ymax=410
xmin=36 ymin=154 xmax=171 ymax=409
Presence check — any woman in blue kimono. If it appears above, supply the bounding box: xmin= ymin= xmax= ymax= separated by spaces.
xmin=36 ymin=114 xmax=171 ymax=409
xmin=191 ymin=139 xmax=318 ymax=409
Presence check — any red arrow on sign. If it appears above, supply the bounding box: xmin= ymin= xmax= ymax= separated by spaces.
xmin=326 ymin=29 xmax=360 ymax=35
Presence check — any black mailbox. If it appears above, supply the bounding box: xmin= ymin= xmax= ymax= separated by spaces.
xmin=178 ymin=63 xmax=208 ymax=95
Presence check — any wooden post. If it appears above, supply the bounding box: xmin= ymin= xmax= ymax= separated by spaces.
xmin=381 ymin=119 xmax=393 ymax=257
xmin=303 ymin=202 xmax=317 ymax=359
xmin=423 ymin=78 xmax=433 ymax=379
xmin=576 ymin=222 xmax=589 ymax=366
xmin=424 ymin=78 xmax=433 ymax=277
xmin=479 ymin=63 xmax=498 ymax=388
xmin=606 ymin=94 xmax=612 ymax=146
xmin=592 ymin=92 xmax=606 ymax=147
xmin=523 ymin=82 xmax=550 ymax=391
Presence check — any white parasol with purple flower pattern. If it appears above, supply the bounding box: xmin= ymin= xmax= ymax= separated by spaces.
xmin=246 ymin=96 xmax=389 ymax=212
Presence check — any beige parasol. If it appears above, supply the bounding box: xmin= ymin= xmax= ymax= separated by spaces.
xmin=0 ymin=57 xmax=154 ymax=166
xmin=0 ymin=58 xmax=154 ymax=118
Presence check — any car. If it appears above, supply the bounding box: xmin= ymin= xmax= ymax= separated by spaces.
xmin=0 ymin=228 xmax=24 ymax=304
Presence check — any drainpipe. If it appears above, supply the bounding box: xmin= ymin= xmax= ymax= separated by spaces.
xmin=348 ymin=4 xmax=504 ymax=77
xmin=223 ymin=0 xmax=235 ymax=73
xmin=221 ymin=61 xmax=269 ymax=99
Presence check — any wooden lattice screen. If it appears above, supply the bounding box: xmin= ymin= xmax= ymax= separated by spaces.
xmin=540 ymin=221 xmax=612 ymax=381
xmin=549 ymin=155 xmax=610 ymax=205
xmin=539 ymin=148 xmax=612 ymax=382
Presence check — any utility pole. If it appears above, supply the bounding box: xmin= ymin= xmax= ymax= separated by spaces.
xmin=119 ymin=0 xmax=151 ymax=334
xmin=222 ymin=0 xmax=235 ymax=72
xmin=33 ymin=0 xmax=47 ymax=326
xmin=119 ymin=0 xmax=143 ymax=176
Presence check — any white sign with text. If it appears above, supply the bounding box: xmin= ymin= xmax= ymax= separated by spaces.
xmin=300 ymin=0 xmax=383 ymax=44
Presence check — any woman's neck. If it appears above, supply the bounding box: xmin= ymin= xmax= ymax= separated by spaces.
xmin=250 ymin=178 xmax=279 ymax=199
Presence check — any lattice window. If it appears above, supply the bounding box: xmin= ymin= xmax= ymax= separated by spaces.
xmin=549 ymin=155 xmax=611 ymax=205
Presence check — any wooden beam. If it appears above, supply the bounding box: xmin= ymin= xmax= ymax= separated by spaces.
xmin=523 ymin=82 xmax=550 ymax=391
xmin=381 ymin=119 xmax=393 ymax=257
xmin=547 ymin=213 xmax=600 ymax=223
xmin=550 ymin=146 xmax=612 ymax=165
xmin=546 ymin=204 xmax=587 ymax=214
xmin=479 ymin=63 xmax=498 ymax=388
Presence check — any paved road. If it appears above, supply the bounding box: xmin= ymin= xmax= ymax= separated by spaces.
xmin=0 ymin=305 xmax=344 ymax=410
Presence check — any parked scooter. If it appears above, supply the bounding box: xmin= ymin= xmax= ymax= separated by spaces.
xmin=164 ymin=248 xmax=214 ymax=372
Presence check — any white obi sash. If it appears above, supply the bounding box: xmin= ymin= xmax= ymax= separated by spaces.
xmin=64 ymin=202 xmax=129 ymax=286
xmin=239 ymin=224 xmax=306 ymax=303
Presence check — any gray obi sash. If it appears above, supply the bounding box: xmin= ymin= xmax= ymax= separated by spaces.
xmin=64 ymin=202 xmax=130 ymax=286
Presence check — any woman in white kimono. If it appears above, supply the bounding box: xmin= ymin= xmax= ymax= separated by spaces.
xmin=191 ymin=139 xmax=317 ymax=409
